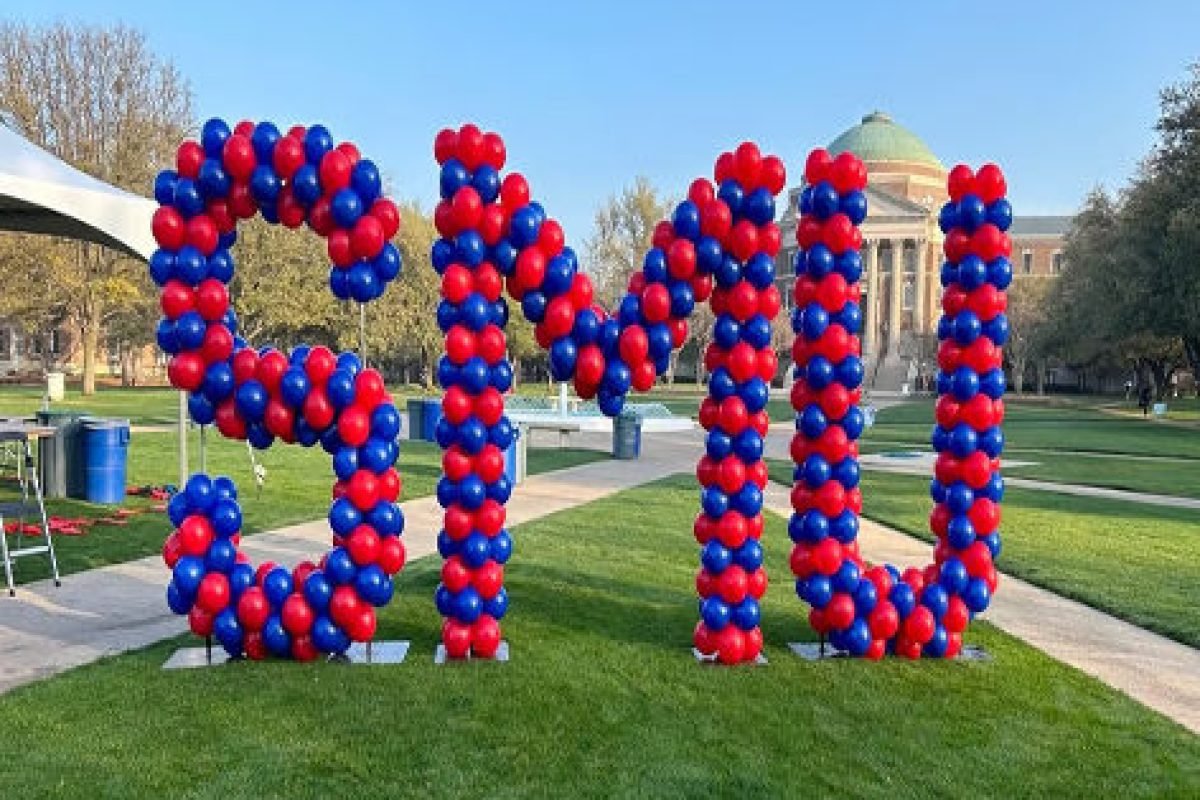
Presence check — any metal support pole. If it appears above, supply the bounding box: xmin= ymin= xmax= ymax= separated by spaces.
xmin=178 ymin=390 xmax=188 ymax=488
xmin=359 ymin=303 xmax=367 ymax=367
xmin=199 ymin=425 xmax=207 ymax=474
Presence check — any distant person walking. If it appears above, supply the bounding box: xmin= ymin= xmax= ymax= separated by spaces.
xmin=1137 ymin=383 xmax=1152 ymax=416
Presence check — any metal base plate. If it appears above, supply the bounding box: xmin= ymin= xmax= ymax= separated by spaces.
xmin=434 ymin=640 xmax=509 ymax=664
xmin=788 ymin=641 xmax=992 ymax=662
xmin=163 ymin=640 xmax=411 ymax=670
xmin=692 ymin=647 xmax=768 ymax=666
xmin=345 ymin=641 xmax=410 ymax=664
xmin=162 ymin=646 xmax=233 ymax=670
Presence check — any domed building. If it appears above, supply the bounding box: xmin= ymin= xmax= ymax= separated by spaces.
xmin=777 ymin=112 xmax=1069 ymax=393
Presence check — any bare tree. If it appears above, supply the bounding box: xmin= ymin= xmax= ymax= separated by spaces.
xmin=0 ymin=22 xmax=193 ymax=392
xmin=584 ymin=177 xmax=673 ymax=307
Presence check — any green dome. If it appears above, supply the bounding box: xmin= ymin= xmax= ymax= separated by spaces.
xmin=827 ymin=112 xmax=944 ymax=170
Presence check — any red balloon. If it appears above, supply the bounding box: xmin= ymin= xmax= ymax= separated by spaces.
xmin=829 ymin=151 xmax=867 ymax=194
xmin=451 ymin=186 xmax=483 ymax=230
xmin=273 ymin=136 xmax=306 ymax=178
xmin=811 ymin=537 xmax=843 ymax=576
xmin=305 ymin=346 xmax=337 ymax=383
xmin=473 ymin=561 xmax=504 ymax=599
xmin=538 ymin=219 xmax=565 ymax=256
xmin=152 ymin=207 xmax=187 ymax=250
xmin=474 ymin=388 xmax=504 ymax=427
xmin=947 ymin=165 xmax=976 ymax=202
xmin=355 ymin=368 xmax=386 ymax=408
xmin=442 ymin=619 xmax=472 ymax=658
xmin=168 ymin=353 xmax=205 ymax=392
xmin=291 ymin=635 xmax=320 ymax=662
xmin=351 ymin=215 xmax=386 ymax=259
xmin=256 ymin=349 xmax=289 ymax=393
xmin=237 ymin=587 xmax=270 ymax=631
xmin=903 ymin=606 xmax=936 ymax=644
xmin=733 ymin=141 xmax=762 ymax=186
xmin=472 ymin=615 xmax=502 ymax=658
xmin=576 ymin=345 xmax=605 ymax=386
xmin=347 ymin=470 xmax=380 ymax=511
xmin=514 ymin=247 xmax=546 ymax=292
xmin=641 ymin=284 xmax=670 ymax=323
xmin=196 ymin=573 xmax=231 ymax=614
xmin=718 ymin=456 xmax=746 ymax=495
xmin=667 ymin=239 xmax=696 ymax=279
xmin=543 ymin=297 xmax=575 ymax=339
xmin=804 ymin=149 xmax=833 ymax=184
xmin=371 ymin=198 xmax=401 ymax=239
xmin=715 ymin=625 xmax=747 ymax=665
xmin=433 ymin=128 xmax=458 ymax=164
xmin=717 ymin=566 xmax=749 ymax=605
xmin=457 ymin=124 xmax=486 ymax=171
xmin=500 ymin=173 xmax=530 ymax=211
xmin=378 ymin=535 xmax=406 ymax=575
xmin=444 ymin=384 xmax=473 ymax=424
xmin=815 ymin=273 xmax=849 ymax=312
xmin=186 ymin=215 xmax=219 ymax=255
xmin=160 ymin=280 xmax=195 ymax=320
xmin=215 ymin=399 xmax=247 ymax=439
xmin=728 ymin=220 xmax=759 ymax=262
xmin=319 ymin=150 xmax=353 ymax=193
xmin=188 ymin=607 xmax=214 ymax=637
xmin=222 ymin=134 xmax=256 ymax=181
xmin=825 ymin=592 xmax=856 ymax=629
xmin=718 ymin=396 xmax=749 ymax=433
xmin=700 ymin=200 xmax=733 ymax=239
xmin=823 ymin=213 xmax=855 ymax=255
xmin=175 ymin=140 xmax=205 ymax=178
xmin=338 ymin=405 xmax=371 ymax=448
xmin=975 ymin=163 xmax=1006 ymax=204
xmin=482 ymin=132 xmax=506 ymax=169
xmin=327 ymin=230 xmax=354 ymax=267
xmin=760 ymin=155 xmax=787 ymax=195
xmin=279 ymin=593 xmax=314 ymax=636
xmin=868 ymin=601 xmax=900 ymax=640
xmin=302 ymin=389 xmax=335 ymax=431
xmin=475 ymin=446 xmax=505 ymax=484
xmin=178 ymin=515 xmax=213 ymax=556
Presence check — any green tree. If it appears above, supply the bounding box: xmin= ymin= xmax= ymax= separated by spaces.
xmin=584 ymin=177 xmax=673 ymax=306
xmin=0 ymin=22 xmax=193 ymax=392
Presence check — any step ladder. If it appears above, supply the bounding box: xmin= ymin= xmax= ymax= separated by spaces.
xmin=0 ymin=429 xmax=60 ymax=596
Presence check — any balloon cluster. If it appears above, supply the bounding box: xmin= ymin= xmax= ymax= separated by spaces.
xmin=923 ymin=163 xmax=1010 ymax=656
xmin=430 ymin=124 xmax=517 ymax=658
xmin=151 ymin=118 xmax=406 ymax=660
xmin=789 ymin=152 xmax=1008 ymax=659
xmin=686 ymin=145 xmax=788 ymax=665
xmin=430 ymin=125 xmax=785 ymax=660
xmin=787 ymin=149 xmax=879 ymax=656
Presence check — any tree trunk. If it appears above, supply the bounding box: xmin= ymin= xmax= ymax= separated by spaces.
xmin=1011 ymin=355 xmax=1026 ymax=394
xmin=1184 ymin=335 xmax=1200 ymax=396
xmin=81 ymin=313 xmax=100 ymax=395
xmin=120 ymin=347 xmax=134 ymax=387
xmin=511 ymin=357 xmax=521 ymax=388
xmin=1035 ymin=360 xmax=1046 ymax=395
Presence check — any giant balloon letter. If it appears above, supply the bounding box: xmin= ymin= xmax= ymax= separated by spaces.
xmin=430 ymin=125 xmax=785 ymax=661
xmin=152 ymin=118 xmax=407 ymax=661
xmin=789 ymin=151 xmax=1009 ymax=658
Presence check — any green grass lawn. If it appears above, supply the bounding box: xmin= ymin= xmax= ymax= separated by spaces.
xmin=2 ymin=428 xmax=606 ymax=586
xmin=0 ymin=476 xmax=1196 ymax=797
xmin=770 ymin=462 xmax=1200 ymax=649
xmin=864 ymin=399 xmax=1200 ymax=459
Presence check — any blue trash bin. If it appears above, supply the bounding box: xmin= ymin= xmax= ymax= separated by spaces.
xmin=82 ymin=418 xmax=130 ymax=504
xmin=421 ymin=398 xmax=443 ymax=443
xmin=613 ymin=410 xmax=642 ymax=460
xmin=406 ymin=398 xmax=424 ymax=441
xmin=503 ymin=426 xmax=521 ymax=485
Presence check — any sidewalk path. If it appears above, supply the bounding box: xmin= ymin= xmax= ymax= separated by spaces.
xmin=0 ymin=453 xmax=678 ymax=695
xmin=762 ymin=481 xmax=1200 ymax=735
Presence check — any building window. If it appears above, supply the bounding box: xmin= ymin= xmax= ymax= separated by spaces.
xmin=1022 ymin=250 xmax=1033 ymax=275
xmin=903 ymin=245 xmax=916 ymax=274
xmin=1052 ymin=252 xmax=1063 ymax=274
xmin=902 ymin=279 xmax=915 ymax=311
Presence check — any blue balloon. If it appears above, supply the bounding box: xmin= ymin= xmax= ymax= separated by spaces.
xmin=717 ymin=180 xmax=744 ymax=216
xmin=840 ymin=191 xmax=868 ymax=225
xmin=890 ymin=583 xmax=916 ymax=618
xmin=811 ymin=181 xmax=839 ymax=219
xmin=369 ymin=502 xmax=403 ymax=536
xmin=235 ymin=380 xmax=268 ymax=422
xmin=154 ymin=170 xmax=179 ymax=205
xmin=921 ymin=584 xmax=950 ymax=619
xmin=743 ymin=188 xmax=774 ymax=226
xmin=947 ymin=515 xmax=976 ymax=550
xmin=803 ymin=574 xmax=833 ymax=608
xmin=732 ymin=598 xmax=761 ymax=630
xmin=184 ymin=474 xmax=215 ymax=512
xmin=175 ymin=245 xmax=207 ymax=284
xmin=312 ymin=615 xmax=350 ymax=654
xmin=205 ymin=538 xmax=237 ymax=573
xmin=350 ymin=159 xmax=382 ymax=203
xmin=263 ymin=616 xmax=291 ymax=657
xmin=197 ymin=159 xmax=231 ymax=199
xmin=830 ymin=510 xmax=858 ymax=543
xmin=355 ymin=565 xmax=393 ymax=607
xmin=549 ymin=338 xmax=578 ymax=381
xmin=166 ymin=580 xmax=192 ymax=614
xmin=701 ymin=597 xmax=732 ymax=630
xmin=262 ymin=567 xmax=294 ymax=607
xmin=832 ymin=560 xmax=861 ymax=594
xmin=291 ymin=164 xmax=321 ymax=206
xmin=210 ymin=498 xmax=242 ymax=537
xmin=963 ymin=578 xmax=991 ymax=613
xmin=471 ymin=164 xmax=500 ymax=203
xmin=696 ymin=236 xmax=723 ymax=273
xmin=958 ymin=194 xmax=986 ymax=230
xmin=304 ymin=124 xmax=334 ymax=163
xmin=172 ymin=179 xmax=205 ymax=217
xmin=328 ymin=497 xmax=362 ymax=537
xmin=250 ymin=121 xmax=281 ymax=162
xmin=249 ymin=164 xmax=280 ymax=206
xmin=938 ymin=202 xmax=960 ymax=233
xmin=213 ymin=609 xmax=243 ymax=656
xmin=732 ymin=428 xmax=764 ymax=462
xmin=326 ymin=369 xmax=356 ymax=410
xmin=508 ymin=206 xmax=541 ymax=248
xmin=490 ymin=530 xmax=513 ymax=564
xmin=853 ymin=579 xmax=878 ymax=613
xmin=201 ymin=118 xmax=231 ymax=156
xmin=939 ymin=558 xmax=970 ymax=595
xmin=462 ymin=532 xmax=491 ymax=569
xmin=733 ymin=539 xmax=764 ymax=571
xmin=672 ymin=200 xmax=701 ymax=239
xmin=325 ymin=547 xmax=357 ymax=586
xmin=986 ymin=198 xmax=1013 ymax=231
xmin=348 ymin=262 xmax=379 ymax=303
xmin=229 ymin=562 xmax=254 ymax=599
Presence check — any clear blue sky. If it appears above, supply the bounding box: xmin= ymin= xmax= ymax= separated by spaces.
xmin=8 ymin=0 xmax=1200 ymax=240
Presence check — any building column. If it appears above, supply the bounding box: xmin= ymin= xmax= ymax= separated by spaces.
xmin=862 ymin=240 xmax=879 ymax=360
xmin=887 ymin=240 xmax=904 ymax=358
xmin=912 ymin=238 xmax=927 ymax=335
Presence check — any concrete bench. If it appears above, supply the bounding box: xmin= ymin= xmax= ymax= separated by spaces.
xmin=521 ymin=419 xmax=583 ymax=449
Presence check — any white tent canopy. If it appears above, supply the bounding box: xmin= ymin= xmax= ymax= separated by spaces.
xmin=0 ymin=122 xmax=156 ymax=261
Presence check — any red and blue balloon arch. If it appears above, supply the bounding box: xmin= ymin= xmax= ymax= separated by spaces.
xmin=149 ymin=118 xmax=1008 ymax=663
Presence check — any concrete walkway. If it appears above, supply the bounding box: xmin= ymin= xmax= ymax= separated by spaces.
xmin=0 ymin=453 xmax=678 ymax=695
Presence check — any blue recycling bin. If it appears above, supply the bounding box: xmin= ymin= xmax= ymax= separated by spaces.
xmin=421 ymin=398 xmax=443 ymax=443
xmin=82 ymin=418 xmax=130 ymax=504
xmin=613 ymin=410 xmax=642 ymax=459
xmin=406 ymin=398 xmax=424 ymax=441
xmin=503 ymin=426 xmax=521 ymax=484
